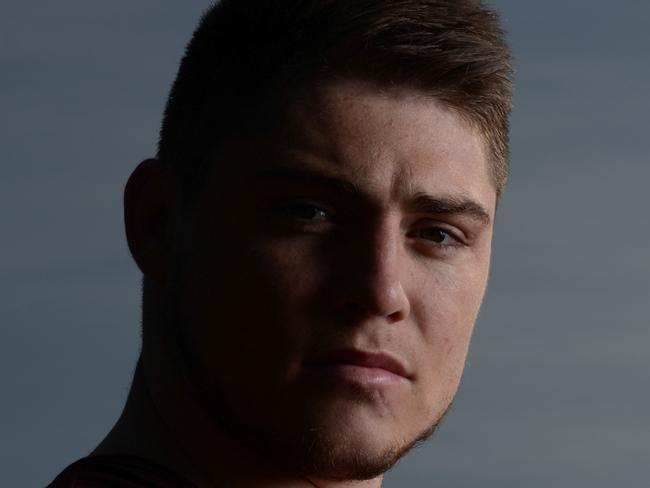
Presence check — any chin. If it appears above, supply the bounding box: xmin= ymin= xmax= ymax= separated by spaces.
xmin=250 ymin=398 xmax=445 ymax=481
xmin=297 ymin=418 xmax=439 ymax=480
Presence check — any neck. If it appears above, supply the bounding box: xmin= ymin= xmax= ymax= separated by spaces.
xmin=93 ymin=352 xmax=382 ymax=488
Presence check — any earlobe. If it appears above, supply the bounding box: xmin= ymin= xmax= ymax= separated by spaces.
xmin=124 ymin=158 xmax=178 ymax=285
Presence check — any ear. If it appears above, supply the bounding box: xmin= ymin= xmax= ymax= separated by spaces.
xmin=124 ymin=158 xmax=178 ymax=285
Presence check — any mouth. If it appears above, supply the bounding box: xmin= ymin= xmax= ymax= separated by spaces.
xmin=305 ymin=348 xmax=413 ymax=386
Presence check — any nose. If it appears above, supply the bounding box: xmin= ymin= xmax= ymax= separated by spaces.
xmin=332 ymin=221 xmax=411 ymax=324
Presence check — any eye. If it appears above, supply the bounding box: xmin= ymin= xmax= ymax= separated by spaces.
xmin=409 ymin=226 xmax=462 ymax=246
xmin=280 ymin=203 xmax=330 ymax=221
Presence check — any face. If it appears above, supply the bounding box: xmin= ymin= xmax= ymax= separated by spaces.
xmin=173 ymin=79 xmax=496 ymax=480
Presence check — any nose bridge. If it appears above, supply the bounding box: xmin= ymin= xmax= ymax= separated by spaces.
xmin=370 ymin=219 xmax=402 ymax=293
xmin=336 ymin=215 xmax=410 ymax=322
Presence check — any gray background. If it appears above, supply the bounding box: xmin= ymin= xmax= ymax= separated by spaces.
xmin=1 ymin=1 xmax=648 ymax=486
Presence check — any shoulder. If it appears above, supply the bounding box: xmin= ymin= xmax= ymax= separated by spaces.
xmin=46 ymin=454 xmax=196 ymax=488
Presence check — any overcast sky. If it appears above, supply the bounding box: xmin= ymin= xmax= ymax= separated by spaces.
xmin=1 ymin=1 xmax=648 ymax=486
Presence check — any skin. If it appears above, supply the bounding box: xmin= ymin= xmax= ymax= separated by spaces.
xmin=98 ymin=79 xmax=497 ymax=487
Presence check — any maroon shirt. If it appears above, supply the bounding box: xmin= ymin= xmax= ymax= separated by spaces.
xmin=46 ymin=455 xmax=196 ymax=488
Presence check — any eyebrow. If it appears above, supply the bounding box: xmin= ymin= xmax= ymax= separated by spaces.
xmin=410 ymin=193 xmax=491 ymax=225
xmin=255 ymin=166 xmax=491 ymax=224
xmin=255 ymin=167 xmax=362 ymax=196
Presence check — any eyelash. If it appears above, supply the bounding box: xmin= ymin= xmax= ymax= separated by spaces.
xmin=276 ymin=202 xmax=465 ymax=249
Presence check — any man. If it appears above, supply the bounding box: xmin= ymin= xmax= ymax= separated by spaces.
xmin=49 ymin=1 xmax=512 ymax=486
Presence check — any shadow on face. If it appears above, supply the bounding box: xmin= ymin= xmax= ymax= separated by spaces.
xmin=143 ymin=78 xmax=496 ymax=481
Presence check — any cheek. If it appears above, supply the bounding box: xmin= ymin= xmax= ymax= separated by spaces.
xmin=415 ymin=263 xmax=487 ymax=339
xmin=411 ymin=262 xmax=489 ymax=405
xmin=178 ymin=233 xmax=319 ymax=382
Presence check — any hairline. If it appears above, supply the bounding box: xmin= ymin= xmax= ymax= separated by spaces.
xmin=174 ymin=73 xmax=504 ymax=206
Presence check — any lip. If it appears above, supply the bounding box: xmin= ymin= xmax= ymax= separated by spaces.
xmin=306 ymin=349 xmax=413 ymax=381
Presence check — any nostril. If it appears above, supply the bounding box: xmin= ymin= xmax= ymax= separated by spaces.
xmin=387 ymin=308 xmax=407 ymax=323
xmin=335 ymin=282 xmax=410 ymax=324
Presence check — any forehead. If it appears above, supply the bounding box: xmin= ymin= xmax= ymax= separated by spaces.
xmin=268 ymin=79 xmax=496 ymax=210
xmin=208 ymin=79 xmax=496 ymax=217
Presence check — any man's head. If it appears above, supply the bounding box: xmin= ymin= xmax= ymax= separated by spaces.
xmin=158 ymin=0 xmax=512 ymax=202
xmin=125 ymin=0 xmax=512 ymax=484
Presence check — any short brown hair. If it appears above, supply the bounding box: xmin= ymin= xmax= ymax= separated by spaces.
xmin=158 ymin=0 xmax=513 ymax=199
